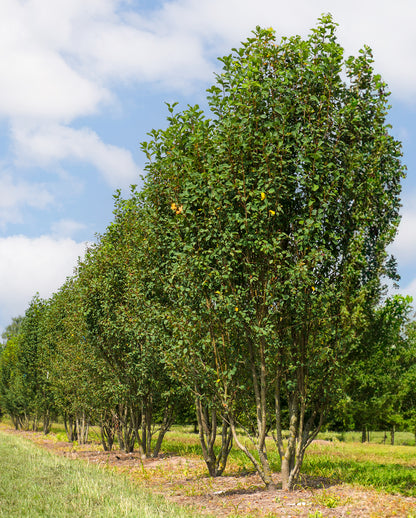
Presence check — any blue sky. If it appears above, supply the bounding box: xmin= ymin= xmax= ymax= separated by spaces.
xmin=0 ymin=0 xmax=416 ymax=334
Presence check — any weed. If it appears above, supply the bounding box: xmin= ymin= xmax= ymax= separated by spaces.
xmin=313 ymin=490 xmax=349 ymax=509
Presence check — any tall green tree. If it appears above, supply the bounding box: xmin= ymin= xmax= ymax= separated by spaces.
xmin=401 ymin=320 xmax=416 ymax=442
xmin=0 ymin=315 xmax=24 ymax=419
xmin=0 ymin=334 xmax=26 ymax=427
xmin=141 ymin=15 xmax=405 ymax=490
xmin=78 ymin=193 xmax=179 ymax=456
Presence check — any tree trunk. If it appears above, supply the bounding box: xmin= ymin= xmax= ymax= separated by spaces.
xmin=43 ymin=410 xmax=51 ymax=435
xmin=64 ymin=413 xmax=77 ymax=442
xmin=152 ymin=404 xmax=174 ymax=458
xmin=100 ymin=411 xmax=116 ymax=451
xmin=229 ymin=414 xmax=275 ymax=488
xmin=76 ymin=411 xmax=89 ymax=444
xmin=195 ymin=397 xmax=233 ymax=477
xmin=118 ymin=404 xmax=135 ymax=453
xmin=361 ymin=427 xmax=367 ymax=443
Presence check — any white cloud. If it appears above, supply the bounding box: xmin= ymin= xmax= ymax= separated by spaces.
xmin=50 ymin=219 xmax=87 ymax=239
xmin=74 ymin=20 xmax=211 ymax=89
xmin=0 ymin=173 xmax=54 ymax=228
xmin=13 ymin=124 xmax=139 ymax=189
xmin=0 ymin=235 xmax=87 ymax=332
xmin=390 ymin=208 xmax=416 ymax=266
xmin=2 ymin=0 xmax=415 ymax=114
xmin=0 ymin=0 xmax=110 ymax=122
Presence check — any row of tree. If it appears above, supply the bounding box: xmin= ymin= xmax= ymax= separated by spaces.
xmin=0 ymin=16 xmax=413 ymax=490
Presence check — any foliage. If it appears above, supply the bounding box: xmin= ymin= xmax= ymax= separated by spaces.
xmin=1 ymin=316 xmax=23 ymax=344
xmin=78 ymin=192 xmax=182 ymax=456
xmin=0 ymin=296 xmax=52 ymax=431
xmin=336 ymin=295 xmax=416 ymax=441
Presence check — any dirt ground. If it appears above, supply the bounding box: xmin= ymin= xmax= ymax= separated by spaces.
xmin=2 ymin=425 xmax=416 ymax=518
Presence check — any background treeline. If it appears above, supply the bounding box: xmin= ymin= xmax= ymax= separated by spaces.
xmin=0 ymin=16 xmax=415 ymax=491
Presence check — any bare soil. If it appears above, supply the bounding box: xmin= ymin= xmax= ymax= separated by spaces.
xmin=1 ymin=425 xmax=416 ymax=518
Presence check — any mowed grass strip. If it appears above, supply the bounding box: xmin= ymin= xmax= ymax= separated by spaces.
xmin=0 ymin=431 xmax=202 ymax=518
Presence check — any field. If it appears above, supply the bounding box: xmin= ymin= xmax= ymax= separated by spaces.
xmin=1 ymin=422 xmax=416 ymax=517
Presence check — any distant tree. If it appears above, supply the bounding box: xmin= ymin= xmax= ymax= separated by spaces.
xmin=0 ymin=315 xmax=24 ymax=419
xmin=341 ymin=295 xmax=414 ymax=443
xmin=401 ymin=320 xmax=416 ymax=443
xmin=1 ymin=316 xmax=24 ymax=344
xmin=0 ymin=335 xmax=26 ymax=428
xmin=141 ymin=15 xmax=405 ymax=489
xmin=40 ymin=278 xmax=105 ymax=443
xmin=0 ymin=298 xmax=52 ymax=431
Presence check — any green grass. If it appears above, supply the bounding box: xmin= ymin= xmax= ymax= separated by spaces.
xmin=162 ymin=426 xmax=416 ymax=497
xmin=0 ymin=430 xmax=204 ymax=518
xmin=303 ymin=441 xmax=416 ymax=496
xmin=2 ymin=419 xmax=416 ymax=507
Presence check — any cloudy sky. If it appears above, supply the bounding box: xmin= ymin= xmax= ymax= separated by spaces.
xmin=0 ymin=0 xmax=415 ymax=333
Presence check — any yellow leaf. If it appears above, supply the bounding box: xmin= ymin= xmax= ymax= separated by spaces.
xmin=269 ymin=210 xmax=275 ymax=215
xmin=235 ymin=307 xmax=239 ymax=312
xmin=261 ymin=192 xmax=266 ymax=200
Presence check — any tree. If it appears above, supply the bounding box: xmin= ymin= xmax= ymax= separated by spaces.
xmin=338 ymin=295 xmax=414 ymax=443
xmin=40 ymin=278 xmax=111 ymax=444
xmin=0 ymin=315 xmax=24 ymax=419
xmin=1 ymin=316 xmax=24 ymax=345
xmin=141 ymin=15 xmax=405 ymax=489
xmin=401 ymin=320 xmax=416 ymax=443
xmin=0 ymin=334 xmax=26 ymax=427
xmin=78 ymin=193 xmax=180 ymax=456
xmin=0 ymin=297 xmax=53 ymax=431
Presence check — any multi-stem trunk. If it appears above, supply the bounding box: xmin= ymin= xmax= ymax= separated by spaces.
xmin=274 ymin=334 xmax=324 ymax=491
xmin=64 ymin=413 xmax=77 ymax=442
xmin=100 ymin=410 xmax=116 ymax=451
xmin=43 ymin=409 xmax=51 ymax=435
xmin=195 ymin=396 xmax=232 ymax=477
xmin=226 ymin=331 xmax=275 ymax=489
xmin=152 ymin=403 xmax=174 ymax=458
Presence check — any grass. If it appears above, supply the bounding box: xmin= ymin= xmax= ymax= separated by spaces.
xmin=0 ymin=430 xmax=205 ymax=518
xmin=303 ymin=441 xmax=416 ymax=496
xmin=2 ymin=419 xmax=416 ymax=506
xmin=161 ymin=425 xmax=416 ymax=497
